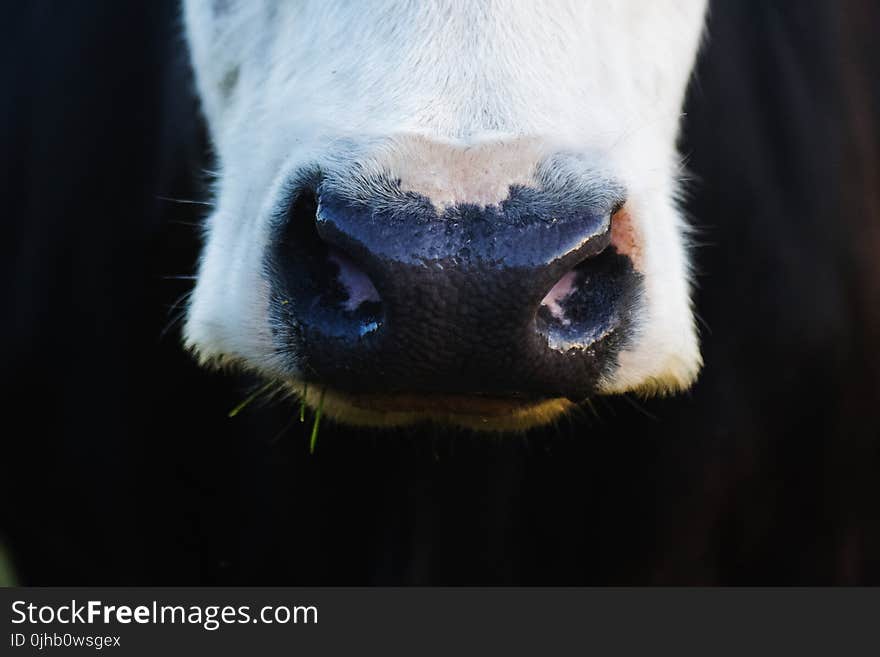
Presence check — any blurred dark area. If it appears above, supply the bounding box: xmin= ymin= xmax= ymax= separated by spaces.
xmin=1 ymin=0 xmax=879 ymax=584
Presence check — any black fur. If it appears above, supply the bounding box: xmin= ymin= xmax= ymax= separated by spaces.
xmin=2 ymin=0 xmax=879 ymax=584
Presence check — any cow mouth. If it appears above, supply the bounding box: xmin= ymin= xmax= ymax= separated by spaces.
xmin=293 ymin=384 xmax=575 ymax=432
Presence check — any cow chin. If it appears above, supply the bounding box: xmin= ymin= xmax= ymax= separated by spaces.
xmin=292 ymin=383 xmax=575 ymax=432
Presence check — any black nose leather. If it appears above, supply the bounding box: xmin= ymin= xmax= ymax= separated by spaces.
xmin=270 ymin=184 xmax=639 ymax=401
xmin=316 ymin=191 xmax=611 ymax=297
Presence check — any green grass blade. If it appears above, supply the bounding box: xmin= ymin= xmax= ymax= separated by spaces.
xmin=309 ymin=388 xmax=326 ymax=454
xmin=300 ymin=382 xmax=308 ymax=423
xmin=227 ymin=381 xmax=274 ymax=418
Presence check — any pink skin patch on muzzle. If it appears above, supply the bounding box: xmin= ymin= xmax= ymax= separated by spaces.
xmin=540 ymin=270 xmax=578 ymax=326
xmin=609 ymin=205 xmax=642 ymax=269
xmin=328 ymin=250 xmax=380 ymax=312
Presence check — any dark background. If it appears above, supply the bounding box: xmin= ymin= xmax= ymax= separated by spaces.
xmin=2 ymin=0 xmax=879 ymax=584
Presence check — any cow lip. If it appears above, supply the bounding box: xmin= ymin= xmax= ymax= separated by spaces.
xmin=291 ymin=383 xmax=575 ymax=431
xmin=342 ymin=392 xmax=539 ymax=416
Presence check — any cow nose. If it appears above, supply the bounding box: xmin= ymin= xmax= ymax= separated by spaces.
xmin=271 ymin=185 xmax=636 ymax=401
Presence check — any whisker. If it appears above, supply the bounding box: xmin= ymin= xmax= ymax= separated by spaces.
xmin=159 ymin=290 xmax=194 ymax=339
xmin=693 ymin=310 xmax=712 ymax=335
xmin=621 ymin=394 xmax=659 ymax=422
xmin=168 ymin=220 xmax=204 ymax=229
xmin=160 ymin=310 xmax=188 ymax=340
xmin=269 ymin=415 xmax=299 ymax=445
xmin=582 ymin=398 xmax=601 ymax=421
xmin=165 ymin=290 xmax=193 ymax=317
xmin=596 ymin=396 xmax=617 ymax=417
xmin=156 ymin=195 xmax=213 ymax=206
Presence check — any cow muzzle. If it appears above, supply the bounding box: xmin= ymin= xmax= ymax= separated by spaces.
xmin=268 ymin=178 xmax=641 ymax=422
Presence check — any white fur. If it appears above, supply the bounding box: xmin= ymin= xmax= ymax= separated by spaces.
xmin=183 ymin=0 xmax=707 ymax=395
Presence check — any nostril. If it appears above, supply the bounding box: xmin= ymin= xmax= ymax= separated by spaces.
xmin=272 ymin=187 xmax=384 ymax=342
xmin=536 ymin=246 xmax=636 ymax=353
xmin=327 ymin=249 xmax=381 ymax=312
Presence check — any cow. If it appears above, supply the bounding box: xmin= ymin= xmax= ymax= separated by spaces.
xmin=181 ymin=0 xmax=707 ymax=431
xmin=2 ymin=0 xmax=879 ymax=585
